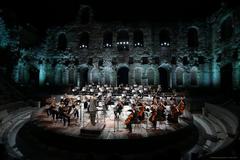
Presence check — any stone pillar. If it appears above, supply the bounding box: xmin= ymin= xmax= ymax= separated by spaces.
xmin=39 ymin=63 xmax=46 ymax=86
xmin=212 ymin=62 xmax=220 ymax=88
xmin=202 ymin=63 xmax=210 ymax=87
xmin=232 ymin=61 xmax=240 ymax=89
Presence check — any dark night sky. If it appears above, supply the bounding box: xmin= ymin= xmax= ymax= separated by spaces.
xmin=0 ymin=0 xmax=239 ymax=30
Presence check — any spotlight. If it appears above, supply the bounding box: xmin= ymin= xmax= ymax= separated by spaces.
xmin=120 ymin=42 xmax=122 ymax=44
xmin=126 ymin=42 xmax=129 ymax=44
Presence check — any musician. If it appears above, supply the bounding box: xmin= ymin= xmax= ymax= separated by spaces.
xmin=178 ymin=97 xmax=185 ymax=114
xmin=168 ymin=104 xmax=179 ymax=123
xmin=137 ymin=102 xmax=145 ymax=122
xmin=47 ymin=97 xmax=58 ymax=120
xmin=114 ymin=99 xmax=123 ymax=119
xmin=156 ymin=101 xmax=166 ymax=122
xmin=89 ymin=96 xmax=97 ymax=125
xmin=125 ymin=104 xmax=137 ymax=133
xmin=157 ymin=85 xmax=162 ymax=95
xmin=149 ymin=97 xmax=158 ymax=129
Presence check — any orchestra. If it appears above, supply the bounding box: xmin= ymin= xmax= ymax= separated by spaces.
xmin=45 ymin=84 xmax=186 ymax=132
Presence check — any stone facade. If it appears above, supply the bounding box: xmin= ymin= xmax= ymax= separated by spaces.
xmin=1 ymin=5 xmax=239 ymax=90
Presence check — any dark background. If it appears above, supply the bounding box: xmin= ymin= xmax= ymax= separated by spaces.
xmin=0 ymin=0 xmax=239 ymax=30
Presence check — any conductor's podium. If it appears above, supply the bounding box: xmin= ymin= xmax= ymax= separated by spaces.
xmin=80 ymin=122 xmax=105 ymax=137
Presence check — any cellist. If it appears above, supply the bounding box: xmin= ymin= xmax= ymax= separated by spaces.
xmin=178 ymin=96 xmax=185 ymax=114
xmin=125 ymin=104 xmax=137 ymax=133
xmin=137 ymin=102 xmax=145 ymax=122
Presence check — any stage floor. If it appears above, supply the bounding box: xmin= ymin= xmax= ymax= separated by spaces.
xmin=31 ymin=107 xmax=191 ymax=139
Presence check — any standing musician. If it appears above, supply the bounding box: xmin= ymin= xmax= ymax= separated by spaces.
xmin=114 ymin=99 xmax=124 ymax=119
xmin=149 ymin=96 xmax=158 ymax=129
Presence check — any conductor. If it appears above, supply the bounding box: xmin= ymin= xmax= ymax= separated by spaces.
xmin=89 ymin=96 xmax=97 ymax=125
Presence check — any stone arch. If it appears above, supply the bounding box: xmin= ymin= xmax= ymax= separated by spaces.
xmin=79 ymin=32 xmax=89 ymax=49
xmin=102 ymin=67 xmax=116 ymax=85
xmin=79 ymin=65 xmax=89 ymax=87
xmin=147 ymin=67 xmax=155 ymax=85
xmin=90 ymin=67 xmax=100 ymax=85
xmin=187 ymin=27 xmax=199 ymax=48
xmin=68 ymin=66 xmax=76 ymax=85
xmin=176 ymin=67 xmax=184 ymax=87
xmin=190 ymin=66 xmax=198 ymax=86
xmin=29 ymin=64 xmax=39 ymax=86
xmin=133 ymin=29 xmax=144 ymax=47
xmin=220 ymin=16 xmax=233 ymax=42
xmin=54 ymin=64 xmax=63 ymax=86
xmin=117 ymin=65 xmax=129 ymax=86
xmin=159 ymin=29 xmax=171 ymax=47
xmin=117 ymin=30 xmax=129 ymax=51
xmin=103 ymin=31 xmax=113 ymax=48
xmin=134 ymin=67 xmax=143 ymax=85
xmin=57 ymin=33 xmax=67 ymax=51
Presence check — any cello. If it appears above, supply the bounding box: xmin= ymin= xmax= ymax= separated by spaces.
xmin=137 ymin=103 xmax=145 ymax=121
xmin=178 ymin=98 xmax=185 ymax=114
xmin=125 ymin=112 xmax=134 ymax=125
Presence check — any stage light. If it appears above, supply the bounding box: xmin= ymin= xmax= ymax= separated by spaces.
xmin=126 ymin=41 xmax=129 ymax=44
xmin=123 ymin=42 xmax=125 ymax=44
xmin=117 ymin=42 xmax=119 ymax=44
xmin=137 ymin=43 xmax=140 ymax=45
xmin=120 ymin=42 xmax=122 ymax=44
